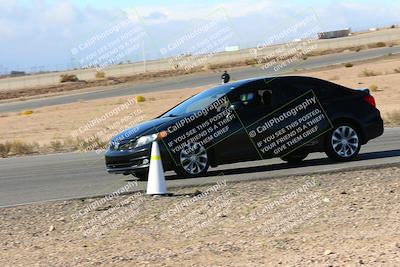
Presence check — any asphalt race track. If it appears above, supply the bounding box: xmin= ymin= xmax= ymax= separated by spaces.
xmin=1 ymin=46 xmax=400 ymax=114
xmin=0 ymin=127 xmax=399 ymax=208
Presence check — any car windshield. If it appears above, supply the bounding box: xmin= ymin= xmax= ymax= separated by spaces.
xmin=162 ymin=83 xmax=235 ymax=117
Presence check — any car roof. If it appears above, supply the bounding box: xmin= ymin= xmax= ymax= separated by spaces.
xmin=208 ymin=76 xmax=327 ymax=94
xmin=229 ymin=76 xmax=318 ymax=87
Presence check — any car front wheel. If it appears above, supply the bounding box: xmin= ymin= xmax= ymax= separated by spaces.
xmin=131 ymin=169 xmax=148 ymax=181
xmin=325 ymin=124 xmax=361 ymax=161
xmin=174 ymin=142 xmax=209 ymax=178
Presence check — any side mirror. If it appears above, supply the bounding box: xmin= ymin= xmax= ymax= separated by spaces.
xmin=229 ymin=101 xmax=244 ymax=111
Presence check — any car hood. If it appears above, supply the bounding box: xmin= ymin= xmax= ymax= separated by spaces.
xmin=111 ymin=116 xmax=179 ymax=142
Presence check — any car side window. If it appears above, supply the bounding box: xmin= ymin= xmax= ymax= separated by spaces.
xmin=239 ymin=91 xmax=262 ymax=107
xmin=228 ymin=80 xmax=285 ymax=111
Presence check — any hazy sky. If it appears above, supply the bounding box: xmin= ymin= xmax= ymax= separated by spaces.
xmin=0 ymin=0 xmax=399 ymax=72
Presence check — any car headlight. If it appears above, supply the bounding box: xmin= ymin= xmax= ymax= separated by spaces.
xmin=111 ymin=131 xmax=167 ymax=151
xmin=134 ymin=133 xmax=158 ymax=148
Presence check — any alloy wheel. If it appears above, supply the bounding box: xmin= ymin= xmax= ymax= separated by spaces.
xmin=331 ymin=126 xmax=359 ymax=158
xmin=180 ymin=142 xmax=208 ymax=175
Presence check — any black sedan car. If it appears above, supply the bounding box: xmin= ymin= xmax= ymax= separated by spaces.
xmin=105 ymin=76 xmax=384 ymax=179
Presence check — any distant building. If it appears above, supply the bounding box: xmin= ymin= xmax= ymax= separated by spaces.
xmin=225 ymin=46 xmax=240 ymax=52
xmin=10 ymin=71 xmax=26 ymax=77
xmin=318 ymin=29 xmax=351 ymax=39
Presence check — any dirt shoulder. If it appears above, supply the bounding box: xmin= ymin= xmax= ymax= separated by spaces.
xmin=1 ymin=165 xmax=399 ymax=266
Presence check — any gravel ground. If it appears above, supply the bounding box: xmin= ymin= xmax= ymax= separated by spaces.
xmin=0 ymin=165 xmax=399 ymax=266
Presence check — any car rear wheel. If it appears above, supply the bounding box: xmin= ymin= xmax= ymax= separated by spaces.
xmin=281 ymin=151 xmax=308 ymax=163
xmin=174 ymin=142 xmax=209 ymax=178
xmin=325 ymin=124 xmax=361 ymax=161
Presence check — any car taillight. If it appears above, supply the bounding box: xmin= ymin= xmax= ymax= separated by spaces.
xmin=363 ymin=95 xmax=376 ymax=107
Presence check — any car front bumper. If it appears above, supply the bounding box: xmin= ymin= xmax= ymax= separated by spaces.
xmin=105 ymin=145 xmax=151 ymax=174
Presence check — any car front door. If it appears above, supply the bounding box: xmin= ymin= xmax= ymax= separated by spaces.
xmin=213 ymin=79 xmax=285 ymax=163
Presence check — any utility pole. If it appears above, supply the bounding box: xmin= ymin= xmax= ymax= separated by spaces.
xmin=142 ymin=40 xmax=147 ymax=73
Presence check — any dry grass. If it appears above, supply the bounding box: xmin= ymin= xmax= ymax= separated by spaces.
xmin=60 ymin=74 xmax=79 ymax=83
xmin=49 ymin=140 xmax=64 ymax=152
xmin=359 ymin=69 xmax=382 ymax=77
xmin=244 ymin=58 xmax=258 ymax=66
xmin=95 ymin=71 xmax=106 ymax=79
xmin=134 ymin=95 xmax=146 ymax=102
xmin=0 ymin=137 xmax=108 ymax=158
xmin=377 ymin=42 xmax=387 ymax=47
xmin=369 ymin=84 xmax=379 ymax=92
xmin=12 ymin=141 xmax=39 ymax=155
xmin=0 ymin=140 xmax=39 ymax=157
xmin=201 ymin=64 xmax=210 ymax=71
xmin=368 ymin=42 xmax=387 ymax=49
xmin=0 ymin=142 xmax=12 ymax=157
xmin=383 ymin=110 xmax=400 ymax=125
xmin=20 ymin=110 xmax=34 ymax=116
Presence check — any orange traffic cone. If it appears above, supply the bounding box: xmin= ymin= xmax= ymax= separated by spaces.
xmin=146 ymin=141 xmax=167 ymax=195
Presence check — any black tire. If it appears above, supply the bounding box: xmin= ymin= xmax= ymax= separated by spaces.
xmin=325 ymin=123 xmax=361 ymax=162
xmin=174 ymin=142 xmax=209 ymax=178
xmin=131 ymin=169 xmax=148 ymax=181
xmin=281 ymin=151 xmax=308 ymax=163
